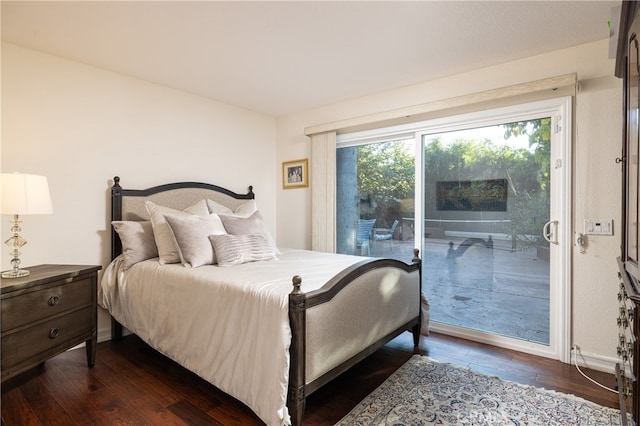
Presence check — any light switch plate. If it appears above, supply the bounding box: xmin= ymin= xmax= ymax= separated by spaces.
xmin=584 ymin=219 xmax=613 ymax=235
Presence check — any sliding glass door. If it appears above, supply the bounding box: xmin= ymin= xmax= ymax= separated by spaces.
xmin=336 ymin=97 xmax=571 ymax=361
xmin=420 ymin=120 xmax=551 ymax=344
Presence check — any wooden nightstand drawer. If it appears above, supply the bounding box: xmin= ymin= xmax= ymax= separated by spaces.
xmin=1 ymin=264 xmax=101 ymax=382
xmin=1 ymin=277 xmax=92 ymax=332
xmin=1 ymin=306 xmax=93 ymax=373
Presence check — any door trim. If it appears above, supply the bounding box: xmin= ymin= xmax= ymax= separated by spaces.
xmin=554 ymin=96 xmax=573 ymax=363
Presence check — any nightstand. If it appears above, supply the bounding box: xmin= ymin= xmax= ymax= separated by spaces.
xmin=1 ymin=264 xmax=101 ymax=382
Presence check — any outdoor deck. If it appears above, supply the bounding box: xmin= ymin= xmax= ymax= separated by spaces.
xmin=369 ymin=235 xmax=549 ymax=344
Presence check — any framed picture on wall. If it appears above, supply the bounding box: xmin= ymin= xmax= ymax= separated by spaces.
xmin=283 ymin=158 xmax=309 ymax=189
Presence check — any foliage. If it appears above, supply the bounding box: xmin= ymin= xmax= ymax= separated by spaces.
xmin=356 ymin=141 xmax=415 ymax=225
xmin=503 ymin=118 xmax=552 ymax=192
xmin=352 ymin=119 xmax=551 ymax=245
xmin=502 ymin=119 xmax=552 ymax=245
xmin=421 ymin=120 xmax=550 ymax=246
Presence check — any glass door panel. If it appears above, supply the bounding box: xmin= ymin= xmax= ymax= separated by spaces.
xmin=421 ymin=120 xmax=551 ymax=345
xmin=336 ymin=139 xmax=416 ymax=262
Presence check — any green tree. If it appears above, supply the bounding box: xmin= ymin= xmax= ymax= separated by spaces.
xmin=422 ymin=125 xmax=548 ymax=247
xmin=356 ymin=141 xmax=415 ymax=225
xmin=502 ymin=119 xmax=552 ymax=246
xmin=503 ymin=118 xmax=551 ymax=191
xmin=353 ymin=119 xmax=550 ymax=246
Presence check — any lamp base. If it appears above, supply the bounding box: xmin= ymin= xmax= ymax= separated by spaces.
xmin=3 ymin=214 xmax=29 ymax=279
xmin=1 ymin=268 xmax=30 ymax=279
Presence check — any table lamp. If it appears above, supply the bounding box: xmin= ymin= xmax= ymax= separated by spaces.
xmin=1 ymin=173 xmax=53 ymax=278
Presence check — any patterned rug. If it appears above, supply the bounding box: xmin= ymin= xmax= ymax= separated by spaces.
xmin=336 ymin=355 xmax=623 ymax=425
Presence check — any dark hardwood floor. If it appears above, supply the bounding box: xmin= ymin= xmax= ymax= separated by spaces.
xmin=1 ymin=331 xmax=620 ymax=425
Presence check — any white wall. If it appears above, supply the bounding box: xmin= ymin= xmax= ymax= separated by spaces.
xmin=1 ymin=42 xmax=277 ymax=340
xmin=276 ymin=38 xmax=623 ymax=365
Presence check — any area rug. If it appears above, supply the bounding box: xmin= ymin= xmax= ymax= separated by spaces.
xmin=336 ymin=355 xmax=623 ymax=425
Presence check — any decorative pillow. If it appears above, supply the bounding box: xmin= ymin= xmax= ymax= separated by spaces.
xmin=145 ymin=200 xmax=209 ymax=264
xmin=111 ymin=220 xmax=158 ymax=270
xmin=165 ymin=214 xmax=226 ymax=267
xmin=218 ymin=210 xmax=280 ymax=253
xmin=206 ymin=199 xmax=233 ymax=215
xmin=233 ymin=199 xmax=257 ymax=216
xmin=209 ymin=233 xmax=277 ymax=267
xmin=206 ymin=199 xmax=257 ymax=217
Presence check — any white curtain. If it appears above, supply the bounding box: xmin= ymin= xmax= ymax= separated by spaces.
xmin=310 ymin=131 xmax=336 ymax=252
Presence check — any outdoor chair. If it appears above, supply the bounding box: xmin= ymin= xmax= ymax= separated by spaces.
xmin=373 ymin=219 xmax=399 ymax=251
xmin=356 ymin=219 xmax=376 ymax=256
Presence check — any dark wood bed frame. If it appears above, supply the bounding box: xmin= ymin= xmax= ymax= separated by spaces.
xmin=109 ymin=176 xmax=422 ymax=426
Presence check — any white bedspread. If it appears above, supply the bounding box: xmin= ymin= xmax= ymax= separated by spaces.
xmin=99 ymin=249 xmax=366 ymax=426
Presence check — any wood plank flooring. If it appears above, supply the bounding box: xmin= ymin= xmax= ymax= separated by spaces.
xmin=1 ymin=332 xmax=620 ymax=425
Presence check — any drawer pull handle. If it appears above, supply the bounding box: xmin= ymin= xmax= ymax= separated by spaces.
xmin=48 ymin=295 xmax=59 ymax=306
xmin=49 ymin=328 xmax=59 ymax=339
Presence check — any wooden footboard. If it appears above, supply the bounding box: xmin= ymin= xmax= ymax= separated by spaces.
xmin=287 ymin=249 xmax=422 ymax=426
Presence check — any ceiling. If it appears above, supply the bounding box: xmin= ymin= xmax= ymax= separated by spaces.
xmin=1 ymin=1 xmax=620 ymax=117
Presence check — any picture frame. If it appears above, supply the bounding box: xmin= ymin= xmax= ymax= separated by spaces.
xmin=283 ymin=158 xmax=309 ymax=189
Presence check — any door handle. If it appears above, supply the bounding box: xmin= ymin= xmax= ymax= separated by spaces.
xmin=543 ymin=220 xmax=558 ymax=245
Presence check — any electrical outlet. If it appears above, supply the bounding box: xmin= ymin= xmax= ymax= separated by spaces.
xmin=584 ymin=219 xmax=613 ymax=235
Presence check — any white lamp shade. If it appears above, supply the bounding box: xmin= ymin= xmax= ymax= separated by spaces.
xmin=1 ymin=173 xmax=53 ymax=215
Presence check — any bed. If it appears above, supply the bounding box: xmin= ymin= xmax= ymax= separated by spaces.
xmin=99 ymin=176 xmax=424 ymax=426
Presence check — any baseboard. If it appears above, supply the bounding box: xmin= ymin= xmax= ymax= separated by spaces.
xmin=571 ymin=346 xmax=619 ymax=375
xmin=97 ymin=323 xmax=131 ymax=343
xmin=97 ymin=325 xmax=112 ymax=343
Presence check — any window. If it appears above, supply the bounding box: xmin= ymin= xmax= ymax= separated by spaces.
xmin=336 ymin=138 xmax=415 ymax=260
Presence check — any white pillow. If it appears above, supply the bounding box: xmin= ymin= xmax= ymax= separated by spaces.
xmin=111 ymin=220 xmax=158 ymax=270
xmin=206 ymin=199 xmax=233 ymax=215
xmin=209 ymin=233 xmax=277 ymax=267
xmin=233 ymin=199 xmax=257 ymax=216
xmin=219 ymin=210 xmax=280 ymax=254
xmin=145 ymin=200 xmax=209 ymax=264
xmin=206 ymin=199 xmax=257 ymax=217
xmin=165 ymin=214 xmax=226 ymax=267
